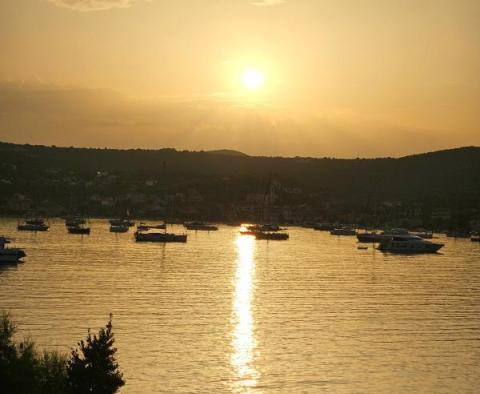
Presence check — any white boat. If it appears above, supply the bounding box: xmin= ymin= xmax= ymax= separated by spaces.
xmin=378 ymin=235 xmax=443 ymax=254
xmin=0 ymin=236 xmax=26 ymax=263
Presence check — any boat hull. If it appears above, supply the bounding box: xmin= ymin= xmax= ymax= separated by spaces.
xmin=17 ymin=224 xmax=49 ymax=231
xmin=255 ymin=232 xmax=289 ymax=241
xmin=0 ymin=249 xmax=26 ymax=263
xmin=378 ymin=242 xmax=443 ymax=254
xmin=135 ymin=232 xmax=187 ymax=243
xmin=68 ymin=227 xmax=91 ymax=234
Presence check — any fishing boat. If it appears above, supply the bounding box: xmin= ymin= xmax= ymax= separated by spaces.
xmin=135 ymin=230 xmax=187 ymax=243
xmin=0 ymin=236 xmax=26 ymax=263
xmin=378 ymin=235 xmax=443 ymax=254
xmin=184 ymin=222 xmax=218 ymax=231
xmin=17 ymin=217 xmax=49 ymax=231
xmin=110 ymin=224 xmax=129 ymax=233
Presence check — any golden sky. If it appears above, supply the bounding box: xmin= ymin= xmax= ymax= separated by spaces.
xmin=0 ymin=0 xmax=479 ymax=157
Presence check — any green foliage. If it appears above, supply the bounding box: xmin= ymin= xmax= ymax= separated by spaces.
xmin=0 ymin=311 xmax=124 ymax=394
xmin=67 ymin=315 xmax=125 ymax=394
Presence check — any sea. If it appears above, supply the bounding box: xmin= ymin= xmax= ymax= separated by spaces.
xmin=1 ymin=218 xmax=479 ymax=393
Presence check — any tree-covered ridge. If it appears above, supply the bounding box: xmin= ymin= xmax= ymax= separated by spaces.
xmin=0 ymin=142 xmax=479 ymax=229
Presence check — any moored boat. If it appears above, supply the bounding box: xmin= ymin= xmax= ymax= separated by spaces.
xmin=110 ymin=224 xmax=129 ymax=233
xmin=135 ymin=230 xmax=187 ymax=243
xmin=184 ymin=222 xmax=218 ymax=231
xmin=378 ymin=235 xmax=443 ymax=254
xmin=67 ymin=223 xmax=91 ymax=234
xmin=0 ymin=236 xmax=26 ymax=263
xmin=17 ymin=217 xmax=49 ymax=232
xmin=331 ymin=227 xmax=356 ymax=236
xmin=109 ymin=218 xmax=135 ymax=227
xmin=254 ymin=231 xmax=289 ymax=241
xmin=471 ymin=234 xmax=480 ymax=242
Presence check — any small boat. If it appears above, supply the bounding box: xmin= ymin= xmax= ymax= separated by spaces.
xmin=446 ymin=231 xmax=470 ymax=238
xmin=135 ymin=230 xmax=187 ymax=243
xmin=65 ymin=216 xmax=86 ymax=227
xmin=331 ymin=227 xmax=356 ymax=236
xmin=17 ymin=217 xmax=49 ymax=232
xmin=378 ymin=235 xmax=443 ymax=254
xmin=67 ymin=223 xmax=91 ymax=234
xmin=110 ymin=224 xmax=129 ymax=233
xmin=471 ymin=234 xmax=480 ymax=242
xmin=184 ymin=222 xmax=218 ymax=231
xmin=246 ymin=224 xmax=284 ymax=232
xmin=254 ymin=231 xmax=289 ymax=241
xmin=0 ymin=236 xmax=26 ymax=263
xmin=109 ymin=218 xmax=135 ymax=227
xmin=136 ymin=222 xmax=166 ymax=231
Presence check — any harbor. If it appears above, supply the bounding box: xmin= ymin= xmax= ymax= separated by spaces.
xmin=1 ymin=217 xmax=479 ymax=393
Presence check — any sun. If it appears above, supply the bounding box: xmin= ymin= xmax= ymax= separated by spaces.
xmin=241 ymin=68 xmax=264 ymax=90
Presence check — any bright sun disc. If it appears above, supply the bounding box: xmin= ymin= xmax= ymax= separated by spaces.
xmin=242 ymin=68 xmax=264 ymax=90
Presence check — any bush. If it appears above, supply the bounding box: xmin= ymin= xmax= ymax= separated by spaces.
xmin=0 ymin=311 xmax=124 ymax=394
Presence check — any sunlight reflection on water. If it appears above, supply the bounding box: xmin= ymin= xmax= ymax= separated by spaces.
xmin=231 ymin=235 xmax=259 ymax=393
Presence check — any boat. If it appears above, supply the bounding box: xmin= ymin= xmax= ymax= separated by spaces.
xmin=446 ymin=231 xmax=470 ymax=238
xmin=471 ymin=234 xmax=480 ymax=242
xmin=65 ymin=216 xmax=86 ymax=227
xmin=109 ymin=218 xmax=135 ymax=227
xmin=135 ymin=230 xmax=187 ymax=243
xmin=378 ymin=234 xmax=444 ymax=254
xmin=110 ymin=224 xmax=129 ymax=233
xmin=0 ymin=236 xmax=26 ymax=263
xmin=17 ymin=217 xmax=49 ymax=232
xmin=330 ymin=227 xmax=356 ymax=236
xmin=246 ymin=224 xmax=284 ymax=232
xmin=357 ymin=228 xmax=409 ymax=243
xmin=136 ymin=222 xmax=166 ymax=231
xmin=184 ymin=222 xmax=218 ymax=231
xmin=254 ymin=231 xmax=289 ymax=241
xmin=67 ymin=223 xmax=91 ymax=234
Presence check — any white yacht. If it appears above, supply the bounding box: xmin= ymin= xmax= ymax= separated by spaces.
xmin=378 ymin=234 xmax=443 ymax=254
xmin=0 ymin=236 xmax=26 ymax=263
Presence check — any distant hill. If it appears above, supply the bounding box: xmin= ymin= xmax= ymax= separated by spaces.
xmin=0 ymin=142 xmax=479 ymax=227
xmin=206 ymin=149 xmax=248 ymax=157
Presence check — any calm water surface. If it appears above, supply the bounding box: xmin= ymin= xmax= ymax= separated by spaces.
xmin=1 ymin=218 xmax=479 ymax=393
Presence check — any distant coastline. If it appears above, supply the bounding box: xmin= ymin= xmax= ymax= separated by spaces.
xmin=1 ymin=142 xmax=479 ymax=232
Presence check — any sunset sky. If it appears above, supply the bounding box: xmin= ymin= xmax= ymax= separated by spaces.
xmin=0 ymin=0 xmax=479 ymax=157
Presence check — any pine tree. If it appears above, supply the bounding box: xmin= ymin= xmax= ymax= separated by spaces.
xmin=67 ymin=315 xmax=125 ymax=394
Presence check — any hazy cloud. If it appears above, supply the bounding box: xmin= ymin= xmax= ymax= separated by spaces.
xmin=47 ymin=0 xmax=143 ymax=12
xmin=0 ymin=81 xmax=474 ymax=158
xmin=251 ymin=0 xmax=285 ymax=6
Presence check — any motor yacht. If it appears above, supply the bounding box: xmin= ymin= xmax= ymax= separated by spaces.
xmin=378 ymin=235 xmax=443 ymax=254
xmin=135 ymin=230 xmax=187 ymax=243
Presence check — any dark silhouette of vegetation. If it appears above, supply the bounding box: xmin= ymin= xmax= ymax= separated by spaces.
xmin=0 ymin=311 xmax=124 ymax=394
xmin=67 ymin=315 xmax=124 ymax=394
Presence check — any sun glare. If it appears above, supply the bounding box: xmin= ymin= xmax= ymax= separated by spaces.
xmin=242 ymin=68 xmax=264 ymax=90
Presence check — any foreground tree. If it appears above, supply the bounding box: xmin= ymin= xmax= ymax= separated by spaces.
xmin=67 ymin=315 xmax=125 ymax=394
xmin=0 ymin=311 xmax=68 ymax=394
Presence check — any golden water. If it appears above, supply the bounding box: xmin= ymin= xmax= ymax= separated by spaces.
xmin=1 ymin=218 xmax=479 ymax=393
